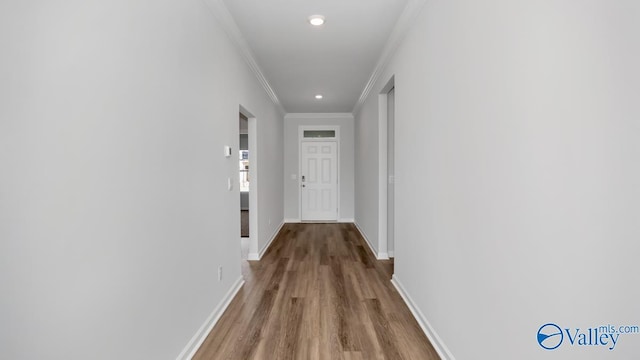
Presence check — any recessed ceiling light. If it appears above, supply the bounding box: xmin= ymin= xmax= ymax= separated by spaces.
xmin=315 ymin=94 xmax=323 ymax=99
xmin=309 ymin=15 xmax=325 ymax=26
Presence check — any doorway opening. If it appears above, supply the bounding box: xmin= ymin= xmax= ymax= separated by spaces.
xmin=378 ymin=76 xmax=395 ymax=260
xmin=239 ymin=106 xmax=258 ymax=262
xmin=239 ymin=113 xmax=249 ymax=239
xmin=387 ymin=86 xmax=395 ymax=258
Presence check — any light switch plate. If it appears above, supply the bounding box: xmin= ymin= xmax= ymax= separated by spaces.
xmin=224 ymin=146 xmax=232 ymax=157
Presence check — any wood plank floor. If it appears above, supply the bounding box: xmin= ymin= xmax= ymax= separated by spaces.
xmin=193 ymin=223 xmax=440 ymax=360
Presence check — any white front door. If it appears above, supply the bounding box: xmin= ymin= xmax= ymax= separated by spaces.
xmin=301 ymin=141 xmax=338 ymax=221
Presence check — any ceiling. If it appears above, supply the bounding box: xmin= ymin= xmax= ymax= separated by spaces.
xmin=222 ymin=0 xmax=408 ymax=113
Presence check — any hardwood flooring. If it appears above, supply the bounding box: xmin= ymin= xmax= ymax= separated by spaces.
xmin=193 ymin=223 xmax=440 ymax=360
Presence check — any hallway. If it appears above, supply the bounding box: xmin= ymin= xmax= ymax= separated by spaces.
xmin=5 ymin=1 xmax=639 ymax=359
xmin=193 ymin=223 xmax=439 ymax=360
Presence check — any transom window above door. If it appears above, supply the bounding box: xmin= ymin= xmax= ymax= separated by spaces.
xmin=303 ymin=130 xmax=336 ymax=139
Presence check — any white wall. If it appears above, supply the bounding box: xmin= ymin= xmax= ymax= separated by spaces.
xmin=354 ymin=100 xmax=381 ymax=251
xmin=355 ymin=1 xmax=640 ymax=359
xmin=0 ymin=1 xmax=283 ymax=359
xmin=283 ymin=114 xmax=354 ymax=221
xmin=252 ymin=106 xmax=285 ymax=255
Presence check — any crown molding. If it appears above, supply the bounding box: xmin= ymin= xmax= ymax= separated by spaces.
xmin=352 ymin=0 xmax=426 ymax=115
xmin=203 ymin=0 xmax=285 ymax=114
xmin=285 ymin=113 xmax=354 ymax=120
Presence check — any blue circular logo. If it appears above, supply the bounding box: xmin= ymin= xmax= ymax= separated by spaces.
xmin=537 ymin=323 xmax=563 ymax=350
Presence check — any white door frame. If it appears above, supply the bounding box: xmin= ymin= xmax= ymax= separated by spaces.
xmin=298 ymin=125 xmax=340 ymax=221
xmin=377 ymin=76 xmax=395 ymax=260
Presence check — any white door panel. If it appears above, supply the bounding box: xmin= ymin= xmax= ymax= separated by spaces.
xmin=301 ymin=141 xmax=337 ymax=220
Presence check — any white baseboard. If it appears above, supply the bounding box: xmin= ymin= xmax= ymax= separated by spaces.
xmin=176 ymin=276 xmax=245 ymax=360
xmin=391 ymin=275 xmax=455 ymax=360
xmin=248 ymin=221 xmax=284 ymax=261
xmin=388 ymin=250 xmax=395 ymax=258
xmin=353 ymin=221 xmax=388 ymax=260
xmin=285 ymin=218 xmax=355 ymax=223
